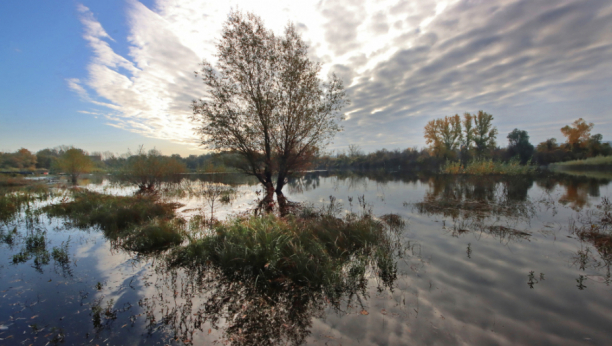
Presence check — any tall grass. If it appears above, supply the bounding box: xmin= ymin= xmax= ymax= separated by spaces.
xmin=551 ymin=155 xmax=612 ymax=169
xmin=44 ymin=191 xmax=185 ymax=252
xmin=168 ymin=207 xmax=403 ymax=293
xmin=442 ymin=158 xmax=534 ymax=175
xmin=0 ymin=185 xmax=51 ymax=224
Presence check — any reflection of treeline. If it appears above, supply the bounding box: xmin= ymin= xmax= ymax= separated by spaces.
xmin=413 ymin=173 xmax=611 ymax=217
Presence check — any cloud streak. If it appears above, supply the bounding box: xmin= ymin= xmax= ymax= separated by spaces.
xmin=71 ymin=0 xmax=612 ymax=152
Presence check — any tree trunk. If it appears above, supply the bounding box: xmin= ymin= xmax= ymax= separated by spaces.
xmin=275 ymin=176 xmax=288 ymax=216
xmin=261 ymin=181 xmax=275 ymax=214
xmin=276 ymin=191 xmax=289 ymax=217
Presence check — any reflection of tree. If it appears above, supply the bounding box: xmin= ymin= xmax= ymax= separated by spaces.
xmin=139 ymin=256 xmax=395 ymax=346
xmin=535 ymin=173 xmax=609 ymax=211
xmin=132 ymin=209 xmax=405 ymax=346
xmin=287 ymin=173 xmax=321 ymax=194
xmin=414 ymin=176 xmax=535 ymax=242
xmin=416 ymin=176 xmax=534 ymax=220
xmin=140 ymin=267 xmax=324 ymax=345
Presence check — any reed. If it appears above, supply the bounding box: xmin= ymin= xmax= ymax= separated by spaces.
xmin=168 ymin=206 xmax=403 ymax=292
xmin=441 ymin=158 xmax=534 ymax=175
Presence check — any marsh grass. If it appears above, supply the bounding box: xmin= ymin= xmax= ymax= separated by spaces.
xmin=44 ymin=191 xmax=185 ymax=252
xmin=0 ymin=175 xmax=31 ymax=187
xmin=442 ymin=158 xmax=534 ymax=175
xmin=52 ymin=237 xmax=71 ymax=265
xmin=0 ymin=185 xmax=51 ymax=225
xmin=12 ymin=229 xmax=50 ymax=272
xmin=168 ymin=202 xmax=403 ymax=293
xmin=551 ymin=155 xmax=612 ymax=169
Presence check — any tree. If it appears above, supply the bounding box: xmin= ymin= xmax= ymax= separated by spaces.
xmin=424 ymin=114 xmax=462 ymax=159
xmin=506 ymin=129 xmax=534 ymax=164
xmin=536 ymin=138 xmax=559 ymax=152
xmin=0 ymin=148 xmax=37 ymax=171
xmin=192 ymin=11 xmax=347 ymax=213
xmin=561 ymin=118 xmax=594 ymax=151
xmin=36 ymin=148 xmax=60 ymax=170
xmin=121 ymin=148 xmax=186 ymax=192
xmin=461 ymin=113 xmax=474 ymax=162
xmin=348 ymin=144 xmax=363 ymax=158
xmin=55 ymin=148 xmax=94 ymax=183
xmin=472 ymin=111 xmax=498 ymax=157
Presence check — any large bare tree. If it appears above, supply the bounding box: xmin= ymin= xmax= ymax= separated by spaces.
xmin=192 ymin=12 xmax=347 ymax=213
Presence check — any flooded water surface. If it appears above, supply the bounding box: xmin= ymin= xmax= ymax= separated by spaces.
xmin=1 ymin=172 xmax=611 ymax=345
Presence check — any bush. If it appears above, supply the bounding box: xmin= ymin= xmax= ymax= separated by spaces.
xmin=120 ymin=148 xmax=186 ymax=191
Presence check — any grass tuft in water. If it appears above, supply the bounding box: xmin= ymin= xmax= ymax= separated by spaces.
xmin=44 ymin=191 xmax=185 ymax=253
xmin=168 ymin=203 xmax=403 ymax=293
xmin=0 ymin=185 xmax=50 ymax=224
xmin=12 ymin=230 xmax=50 ymax=271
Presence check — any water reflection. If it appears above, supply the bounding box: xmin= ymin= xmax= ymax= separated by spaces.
xmin=139 ymin=264 xmax=383 ymax=346
xmin=3 ymin=172 xmax=612 ymax=346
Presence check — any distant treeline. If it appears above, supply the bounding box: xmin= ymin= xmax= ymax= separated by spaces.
xmin=313 ymin=115 xmax=611 ymax=171
xmin=1 ymin=116 xmax=610 ymax=174
xmin=0 ymin=146 xmax=242 ymax=174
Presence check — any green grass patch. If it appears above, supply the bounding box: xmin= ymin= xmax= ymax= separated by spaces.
xmin=0 ymin=185 xmax=51 ymax=224
xmin=442 ymin=158 xmax=534 ymax=175
xmin=44 ymin=191 xmax=185 ymax=252
xmin=551 ymin=155 xmax=612 ymax=169
xmin=168 ymin=208 xmax=403 ymax=293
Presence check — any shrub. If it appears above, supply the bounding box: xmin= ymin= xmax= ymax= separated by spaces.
xmin=120 ymin=148 xmax=186 ymax=192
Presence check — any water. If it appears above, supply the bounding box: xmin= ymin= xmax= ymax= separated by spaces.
xmin=1 ymin=171 xmax=611 ymax=345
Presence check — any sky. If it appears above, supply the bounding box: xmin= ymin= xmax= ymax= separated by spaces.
xmin=1 ymin=0 xmax=611 ymax=156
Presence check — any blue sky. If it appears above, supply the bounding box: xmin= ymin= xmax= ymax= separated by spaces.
xmin=1 ymin=0 xmax=611 ymax=156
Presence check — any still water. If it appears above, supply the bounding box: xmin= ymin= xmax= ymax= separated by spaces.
xmin=1 ymin=171 xmax=611 ymax=345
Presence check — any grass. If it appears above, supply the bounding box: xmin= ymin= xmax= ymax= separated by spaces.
xmin=0 ymin=175 xmax=31 ymax=187
xmin=168 ymin=206 xmax=403 ymax=293
xmin=44 ymin=191 xmax=185 ymax=252
xmin=442 ymin=158 xmax=534 ymax=175
xmin=0 ymin=185 xmax=51 ymax=224
xmin=551 ymin=155 xmax=612 ymax=169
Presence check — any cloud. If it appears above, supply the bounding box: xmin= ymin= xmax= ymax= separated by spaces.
xmin=72 ymin=0 xmax=612 ymax=152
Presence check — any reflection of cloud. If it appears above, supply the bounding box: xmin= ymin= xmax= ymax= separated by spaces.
xmin=72 ymin=0 xmax=612 ymax=151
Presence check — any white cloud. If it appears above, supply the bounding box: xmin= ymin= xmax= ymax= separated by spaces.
xmin=72 ymin=0 xmax=612 ymax=152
